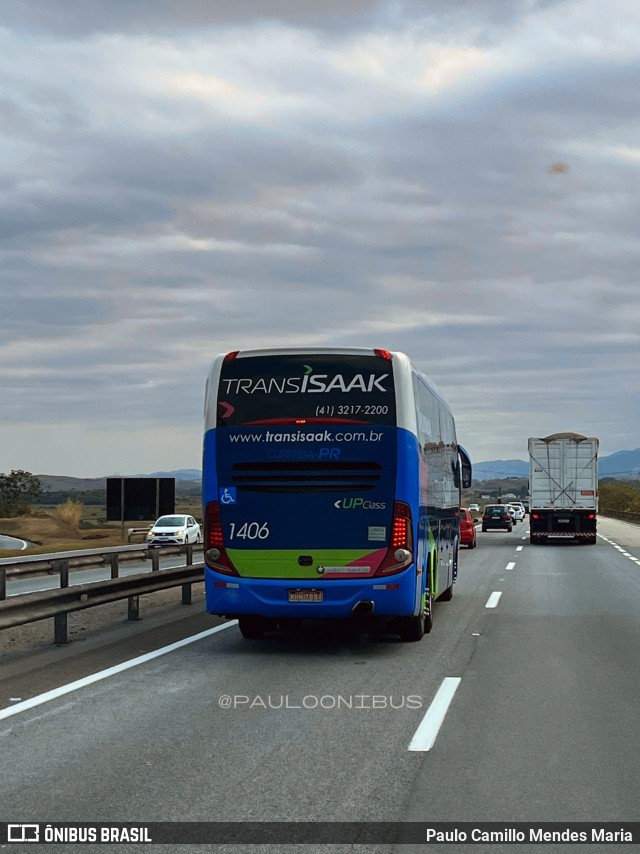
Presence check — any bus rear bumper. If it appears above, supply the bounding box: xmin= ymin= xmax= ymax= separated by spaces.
xmin=205 ymin=566 xmax=417 ymax=619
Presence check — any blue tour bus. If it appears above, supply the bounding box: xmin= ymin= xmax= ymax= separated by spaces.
xmin=202 ymin=347 xmax=471 ymax=641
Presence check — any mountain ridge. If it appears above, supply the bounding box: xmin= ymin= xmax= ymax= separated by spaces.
xmin=472 ymin=447 xmax=640 ymax=481
xmin=34 ymin=448 xmax=640 ymax=490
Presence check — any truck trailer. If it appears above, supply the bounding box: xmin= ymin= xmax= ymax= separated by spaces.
xmin=528 ymin=433 xmax=598 ymax=545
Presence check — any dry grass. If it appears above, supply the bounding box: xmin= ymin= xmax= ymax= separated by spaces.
xmin=54 ymin=499 xmax=83 ymax=538
xmin=0 ymin=500 xmax=203 ymax=558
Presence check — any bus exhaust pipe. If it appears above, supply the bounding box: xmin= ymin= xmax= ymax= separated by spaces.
xmin=352 ymin=600 xmax=375 ymax=616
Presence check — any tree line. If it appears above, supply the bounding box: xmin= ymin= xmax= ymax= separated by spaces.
xmin=1 ymin=469 xmax=639 ymax=518
xmin=0 ymin=470 xmax=42 ymax=517
xmin=599 ymin=479 xmax=640 ymax=515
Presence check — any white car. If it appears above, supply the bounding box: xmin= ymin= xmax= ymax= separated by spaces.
xmin=506 ymin=503 xmax=525 ymax=522
xmin=147 ymin=514 xmax=203 ymax=546
xmin=468 ymin=503 xmax=480 ymax=512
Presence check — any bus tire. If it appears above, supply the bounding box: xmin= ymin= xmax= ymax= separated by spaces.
xmin=439 ymin=583 xmax=453 ymax=602
xmin=439 ymin=551 xmax=456 ymax=601
xmin=238 ymin=616 xmax=266 ymax=640
xmin=398 ymin=615 xmax=425 ymax=642
xmin=423 ymin=588 xmax=434 ymax=634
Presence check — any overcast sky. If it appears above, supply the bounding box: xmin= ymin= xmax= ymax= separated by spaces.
xmin=1 ymin=0 xmax=639 ymax=478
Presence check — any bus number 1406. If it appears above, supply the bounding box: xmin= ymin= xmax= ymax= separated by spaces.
xmin=229 ymin=522 xmax=271 ymax=540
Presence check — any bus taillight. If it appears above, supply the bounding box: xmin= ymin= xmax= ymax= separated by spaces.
xmin=376 ymin=501 xmax=413 ymax=576
xmin=374 ymin=349 xmax=392 ymax=361
xmin=204 ymin=500 xmax=238 ymax=576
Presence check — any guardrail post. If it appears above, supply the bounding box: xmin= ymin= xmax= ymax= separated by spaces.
xmin=182 ymin=545 xmax=194 ymax=604
xmin=128 ymin=595 xmax=141 ymax=621
xmin=54 ymin=560 xmax=70 ymax=645
xmin=148 ymin=549 xmax=160 ymax=572
xmin=181 ymin=583 xmax=192 ymax=605
xmin=107 ymin=553 xmax=119 ymax=579
xmin=0 ymin=568 xmax=6 ymax=602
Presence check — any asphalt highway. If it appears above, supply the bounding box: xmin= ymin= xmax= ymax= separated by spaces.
xmin=0 ymin=517 xmax=638 ymax=853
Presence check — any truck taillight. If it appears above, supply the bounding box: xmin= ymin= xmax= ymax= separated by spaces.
xmin=376 ymin=501 xmax=413 ymax=576
xmin=204 ymin=501 xmax=238 ymax=575
xmin=532 ymin=513 xmax=540 ymax=520
xmin=588 ymin=513 xmax=595 ymax=519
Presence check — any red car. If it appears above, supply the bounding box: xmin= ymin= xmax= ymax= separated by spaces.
xmin=459 ymin=508 xmax=477 ymax=548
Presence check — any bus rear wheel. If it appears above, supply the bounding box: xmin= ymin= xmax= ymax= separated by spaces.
xmin=398 ymin=615 xmax=425 ymax=642
xmin=238 ymin=616 xmax=266 ymax=640
xmin=423 ymin=588 xmax=434 ymax=634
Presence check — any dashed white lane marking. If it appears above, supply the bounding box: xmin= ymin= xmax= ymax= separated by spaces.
xmin=408 ymin=677 xmax=461 ymax=751
xmin=598 ymin=535 xmax=640 ymax=566
xmin=516 ymin=545 xmax=523 ymax=551
xmin=485 ymin=591 xmax=502 ymax=608
xmin=505 ymin=562 xmax=516 ymax=571
xmin=0 ymin=621 xmax=238 ymax=722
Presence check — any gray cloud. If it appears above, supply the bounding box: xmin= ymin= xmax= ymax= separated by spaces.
xmin=1 ymin=0 xmax=639 ymax=475
xmin=0 ymin=0 xmax=562 ymax=37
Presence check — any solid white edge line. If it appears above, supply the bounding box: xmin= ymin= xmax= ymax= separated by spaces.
xmin=485 ymin=591 xmax=502 ymax=608
xmin=505 ymin=562 xmax=516 ymax=570
xmin=408 ymin=677 xmax=461 ymax=751
xmin=0 ymin=621 xmax=238 ymax=722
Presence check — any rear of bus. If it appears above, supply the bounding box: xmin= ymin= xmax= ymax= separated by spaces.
xmin=202 ymin=349 xmax=421 ymax=628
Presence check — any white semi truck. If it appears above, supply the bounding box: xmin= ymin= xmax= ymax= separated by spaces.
xmin=528 ymin=433 xmax=599 ymax=545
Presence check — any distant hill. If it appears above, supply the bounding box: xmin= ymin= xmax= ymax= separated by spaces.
xmin=37 ymin=470 xmax=201 ymax=494
xmin=598 ymin=449 xmax=640 ymax=477
xmin=34 ymin=450 xmax=640 ymax=494
xmin=132 ymin=469 xmax=201 ymax=481
xmin=473 ymin=448 xmax=640 ymax=481
xmin=472 ymin=460 xmax=529 ymax=481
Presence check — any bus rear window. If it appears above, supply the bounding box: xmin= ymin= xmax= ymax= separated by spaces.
xmin=217 ymin=354 xmax=396 ymax=426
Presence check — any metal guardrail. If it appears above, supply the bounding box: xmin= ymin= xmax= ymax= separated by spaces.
xmin=600 ymin=510 xmax=640 ymax=525
xmin=127 ymin=527 xmax=152 ymax=543
xmin=0 ymin=544 xmax=205 ymax=644
xmin=0 ymin=543 xmax=203 ymax=577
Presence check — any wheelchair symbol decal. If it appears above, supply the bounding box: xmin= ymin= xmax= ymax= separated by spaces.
xmin=219 ymin=487 xmax=237 ymax=505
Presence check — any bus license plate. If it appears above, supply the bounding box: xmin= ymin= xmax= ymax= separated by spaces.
xmin=288 ymin=589 xmax=323 ymax=603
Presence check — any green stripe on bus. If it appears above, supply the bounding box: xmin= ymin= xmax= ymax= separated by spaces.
xmin=228 ymin=548 xmax=375 ymax=579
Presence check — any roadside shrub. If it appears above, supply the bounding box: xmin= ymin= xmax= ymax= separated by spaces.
xmin=55 ymin=499 xmax=84 ymax=536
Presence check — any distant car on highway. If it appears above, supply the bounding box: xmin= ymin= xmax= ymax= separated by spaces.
xmin=508 ymin=501 xmax=526 ymax=521
xmin=147 ymin=515 xmax=203 ymax=546
xmin=506 ymin=503 xmax=525 ymax=522
xmin=459 ymin=508 xmax=477 ymax=548
xmin=482 ymin=505 xmax=513 ymax=532
xmin=468 ymin=503 xmax=480 ymax=513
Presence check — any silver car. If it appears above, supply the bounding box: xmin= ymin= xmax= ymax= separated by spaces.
xmin=147 ymin=514 xmax=203 ymax=546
